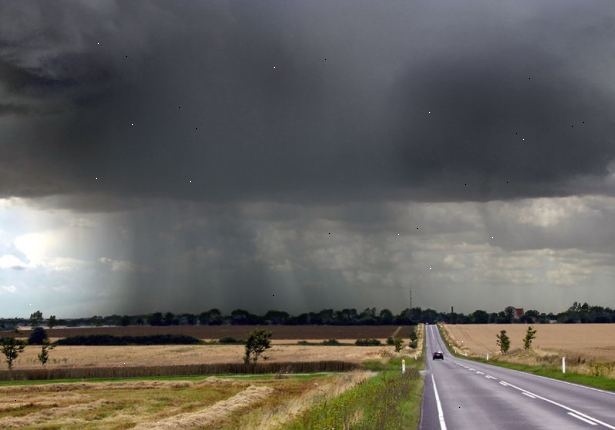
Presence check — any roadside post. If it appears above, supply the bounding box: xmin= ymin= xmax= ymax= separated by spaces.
xmin=486 ymin=353 xmax=489 ymax=361
xmin=562 ymin=357 xmax=566 ymax=374
xmin=402 ymin=359 xmax=406 ymax=374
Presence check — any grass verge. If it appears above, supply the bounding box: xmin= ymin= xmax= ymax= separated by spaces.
xmin=437 ymin=324 xmax=615 ymax=392
xmin=283 ymin=358 xmax=424 ymax=430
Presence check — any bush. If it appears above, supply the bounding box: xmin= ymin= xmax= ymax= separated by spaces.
xmin=322 ymin=339 xmax=341 ymax=346
xmin=218 ymin=336 xmax=245 ymax=344
xmin=55 ymin=334 xmax=201 ymax=346
xmin=297 ymin=340 xmax=310 ymax=345
xmin=28 ymin=327 xmax=48 ymax=345
xmin=355 ymin=338 xmax=382 ymax=346
xmin=386 ymin=336 xmax=395 ymax=345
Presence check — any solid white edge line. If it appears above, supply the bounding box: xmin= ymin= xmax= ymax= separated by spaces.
xmin=501 ymin=380 xmax=615 ymax=430
xmin=522 ymin=392 xmax=536 ymax=399
xmin=432 ymin=374 xmax=448 ymax=430
xmin=456 ymin=355 xmax=615 ymax=398
xmin=568 ymin=412 xmax=598 ymax=426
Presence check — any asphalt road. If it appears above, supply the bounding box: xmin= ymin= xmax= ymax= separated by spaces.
xmin=420 ymin=324 xmax=615 ymax=429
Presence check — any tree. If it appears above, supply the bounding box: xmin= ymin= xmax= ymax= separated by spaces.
xmin=48 ymin=315 xmax=57 ymax=329
xmin=504 ymin=306 xmax=516 ymax=323
xmin=523 ymin=326 xmax=537 ymax=350
xmin=37 ymin=340 xmax=55 ymax=366
xmin=409 ymin=330 xmax=418 ymax=349
xmin=243 ymin=329 xmax=272 ymax=364
xmin=496 ymin=330 xmax=510 ymax=354
xmin=0 ymin=337 xmax=26 ymax=370
xmin=149 ymin=312 xmax=163 ymax=326
xmin=471 ymin=310 xmax=489 ymax=324
xmin=29 ymin=310 xmax=43 ymax=328
xmin=28 ymin=327 xmax=48 ymax=345
xmin=120 ymin=315 xmax=131 ymax=326
xmin=163 ymin=312 xmax=176 ymax=325
xmin=393 ymin=337 xmax=404 ymax=352
xmin=379 ymin=309 xmax=394 ymax=324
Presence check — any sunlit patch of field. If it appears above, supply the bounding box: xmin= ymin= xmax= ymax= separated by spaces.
xmin=0 ymin=372 xmax=369 ymax=429
xmin=443 ymin=323 xmax=615 ymax=377
xmin=444 ymin=324 xmax=615 ymax=360
xmin=2 ymin=344 xmax=395 ymax=371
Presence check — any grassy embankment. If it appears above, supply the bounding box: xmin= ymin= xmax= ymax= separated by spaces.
xmin=437 ymin=324 xmax=615 ymax=392
xmin=281 ymin=325 xmax=425 ymax=430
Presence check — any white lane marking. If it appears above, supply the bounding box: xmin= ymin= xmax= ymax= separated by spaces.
xmin=476 ymin=371 xmax=484 ymax=375
xmin=500 ymin=380 xmax=615 ymax=429
xmin=485 ymin=375 xmax=497 ymax=380
xmin=432 ymin=375 xmax=448 ymax=430
xmin=499 ymin=381 xmax=509 ymax=387
xmin=457 ymin=356 xmax=615 ymax=398
xmin=468 ymin=368 xmax=475 ymax=371
xmin=522 ymin=392 xmax=536 ymax=399
xmin=568 ymin=412 xmax=598 ymax=426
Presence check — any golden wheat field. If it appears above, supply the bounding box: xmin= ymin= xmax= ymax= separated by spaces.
xmin=0 ymin=372 xmax=373 ymax=430
xmin=443 ymin=324 xmax=615 ymax=361
xmin=2 ymin=344 xmax=401 ymax=371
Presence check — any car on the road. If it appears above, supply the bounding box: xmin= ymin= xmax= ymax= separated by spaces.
xmin=432 ymin=351 xmax=444 ymax=360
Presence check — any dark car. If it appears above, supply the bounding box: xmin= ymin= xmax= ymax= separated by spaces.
xmin=432 ymin=351 xmax=444 ymax=360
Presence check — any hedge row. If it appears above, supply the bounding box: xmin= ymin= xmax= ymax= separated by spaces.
xmin=0 ymin=361 xmax=358 ymax=381
xmin=54 ymin=334 xmax=202 ymax=346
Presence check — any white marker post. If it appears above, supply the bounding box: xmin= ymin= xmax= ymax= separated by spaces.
xmin=402 ymin=359 xmax=406 ymax=374
xmin=562 ymin=357 xmax=566 ymax=374
xmin=486 ymin=353 xmax=489 ymax=361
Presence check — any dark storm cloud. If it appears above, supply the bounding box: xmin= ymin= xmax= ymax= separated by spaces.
xmin=1 ymin=0 xmax=615 ymax=206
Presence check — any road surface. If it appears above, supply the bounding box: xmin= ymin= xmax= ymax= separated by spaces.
xmin=420 ymin=324 xmax=615 ymax=429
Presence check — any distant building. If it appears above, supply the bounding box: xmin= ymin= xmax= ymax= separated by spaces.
xmin=513 ymin=308 xmax=524 ymax=320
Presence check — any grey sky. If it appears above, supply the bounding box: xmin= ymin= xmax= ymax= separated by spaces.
xmin=1 ymin=1 xmax=615 ymax=316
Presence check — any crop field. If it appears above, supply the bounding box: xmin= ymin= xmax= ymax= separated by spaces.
xmin=0 ymin=372 xmax=373 ymax=429
xmin=443 ymin=324 xmax=615 ymax=362
xmin=1 ymin=344 xmax=394 ymax=371
xmin=1 ymin=325 xmax=412 ymax=341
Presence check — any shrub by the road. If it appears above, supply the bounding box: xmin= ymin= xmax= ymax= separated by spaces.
xmin=55 ymin=334 xmax=201 ymax=346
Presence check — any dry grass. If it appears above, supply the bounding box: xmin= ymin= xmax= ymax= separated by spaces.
xmin=1 ymin=344 xmax=393 ymax=371
xmin=443 ymin=323 xmax=615 ymax=378
xmin=0 ymin=372 xmax=361 ymax=429
xmin=134 ymin=385 xmax=274 ymax=430
xmin=225 ymin=371 xmax=374 ymax=430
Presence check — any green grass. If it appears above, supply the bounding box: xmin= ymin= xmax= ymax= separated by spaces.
xmin=436 ymin=324 xmax=615 ymax=393
xmin=284 ymin=357 xmax=424 ymax=430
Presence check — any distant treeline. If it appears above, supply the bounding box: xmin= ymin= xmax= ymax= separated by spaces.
xmin=1 ymin=302 xmax=614 ymax=329
xmin=55 ymin=334 xmax=202 ymax=346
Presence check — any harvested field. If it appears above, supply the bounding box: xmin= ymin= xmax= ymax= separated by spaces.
xmin=1 ymin=324 xmax=411 ymax=340
xmin=1 ymin=344 xmax=396 ymax=371
xmin=0 ymin=372 xmax=369 ymax=429
xmin=443 ymin=324 xmax=615 ymax=362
